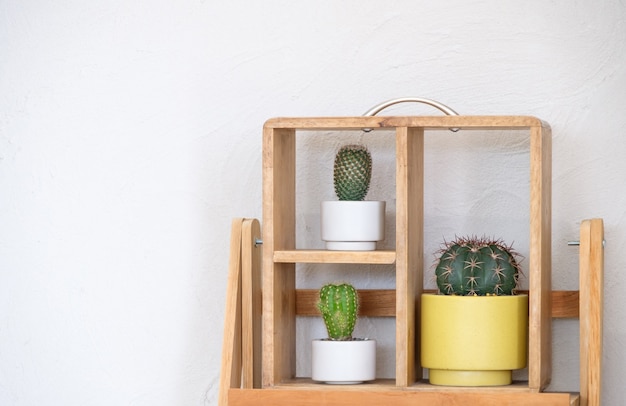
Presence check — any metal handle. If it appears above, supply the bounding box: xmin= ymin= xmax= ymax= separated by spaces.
xmin=363 ymin=97 xmax=459 ymax=117
xmin=362 ymin=97 xmax=460 ymax=132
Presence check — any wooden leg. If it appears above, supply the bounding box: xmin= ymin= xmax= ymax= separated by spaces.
xmin=219 ymin=219 xmax=245 ymax=406
xmin=241 ymin=219 xmax=262 ymax=388
xmin=579 ymin=218 xmax=604 ymax=406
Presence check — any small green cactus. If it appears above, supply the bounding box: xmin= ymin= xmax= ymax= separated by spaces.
xmin=434 ymin=236 xmax=522 ymax=296
xmin=333 ymin=145 xmax=372 ymax=201
xmin=317 ymin=283 xmax=359 ymax=340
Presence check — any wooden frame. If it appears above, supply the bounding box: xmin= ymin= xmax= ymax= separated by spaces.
xmin=219 ymin=114 xmax=605 ymax=405
xmin=579 ymin=219 xmax=604 ymax=406
xmin=219 ymin=218 xmax=262 ymax=406
xmin=261 ymin=115 xmax=551 ymax=389
xmin=220 ymin=217 xmax=604 ymax=405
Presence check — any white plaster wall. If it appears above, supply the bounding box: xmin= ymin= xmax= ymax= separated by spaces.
xmin=1 ymin=1 xmax=624 ymax=404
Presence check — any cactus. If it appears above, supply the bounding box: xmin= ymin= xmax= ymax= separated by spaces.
xmin=333 ymin=145 xmax=372 ymax=201
xmin=317 ymin=283 xmax=359 ymax=340
xmin=434 ymin=236 xmax=522 ymax=296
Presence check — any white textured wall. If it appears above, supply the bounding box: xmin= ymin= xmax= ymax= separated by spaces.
xmin=1 ymin=1 xmax=625 ymax=404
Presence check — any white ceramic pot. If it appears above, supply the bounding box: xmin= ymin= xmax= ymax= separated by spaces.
xmin=311 ymin=339 xmax=376 ymax=384
xmin=320 ymin=201 xmax=385 ymax=251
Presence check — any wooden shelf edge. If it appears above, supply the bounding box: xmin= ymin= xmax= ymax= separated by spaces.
xmin=263 ymin=115 xmax=548 ymax=131
xmin=274 ymin=249 xmax=396 ymax=264
xmin=228 ymin=387 xmax=578 ymax=406
xmin=269 ymin=378 xmax=532 ymax=391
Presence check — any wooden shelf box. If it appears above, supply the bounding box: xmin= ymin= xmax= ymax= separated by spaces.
xmin=261 ymin=116 xmax=552 ymax=390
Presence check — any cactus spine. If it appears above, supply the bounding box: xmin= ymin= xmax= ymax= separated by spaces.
xmin=317 ymin=283 xmax=358 ymax=340
xmin=333 ymin=145 xmax=372 ymax=201
xmin=434 ymin=236 xmax=522 ymax=296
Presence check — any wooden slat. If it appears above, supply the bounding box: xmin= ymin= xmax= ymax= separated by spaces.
xmin=579 ymin=219 xmax=604 ymax=406
xmin=550 ymin=290 xmax=579 ymax=319
xmin=264 ymin=115 xmax=547 ymax=131
xmin=395 ymin=126 xmax=424 ymax=386
xmin=296 ymin=289 xmax=580 ymax=319
xmin=218 ymin=218 xmax=245 ymax=406
xmin=273 ymin=249 xmax=396 ymax=264
xmin=528 ymin=122 xmax=552 ymax=391
xmin=241 ymin=218 xmax=262 ymax=388
xmin=262 ymin=127 xmax=297 ymax=387
xmin=229 ymin=388 xmax=578 ymax=406
xmin=296 ymin=289 xmax=396 ymax=317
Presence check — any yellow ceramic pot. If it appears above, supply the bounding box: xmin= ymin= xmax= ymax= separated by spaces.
xmin=420 ymin=293 xmax=528 ymax=386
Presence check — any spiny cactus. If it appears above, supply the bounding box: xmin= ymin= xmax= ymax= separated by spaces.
xmin=317 ymin=283 xmax=358 ymax=340
xmin=434 ymin=236 xmax=522 ymax=296
xmin=333 ymin=145 xmax=372 ymax=201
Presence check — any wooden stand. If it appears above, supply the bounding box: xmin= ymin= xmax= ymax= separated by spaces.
xmin=219 ymin=115 xmax=604 ymax=406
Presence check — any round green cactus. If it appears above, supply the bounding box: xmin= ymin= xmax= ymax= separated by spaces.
xmin=317 ymin=283 xmax=359 ymax=340
xmin=333 ymin=145 xmax=372 ymax=201
xmin=434 ymin=236 xmax=522 ymax=296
